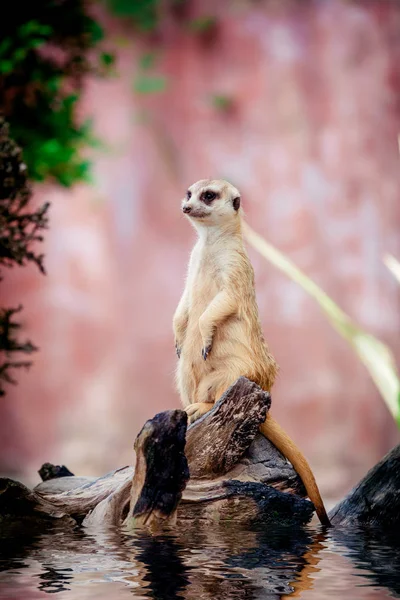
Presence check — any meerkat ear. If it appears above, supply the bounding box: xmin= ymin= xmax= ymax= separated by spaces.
xmin=232 ymin=196 xmax=241 ymax=211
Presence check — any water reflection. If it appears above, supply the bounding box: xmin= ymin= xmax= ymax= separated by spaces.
xmin=131 ymin=533 xmax=191 ymax=599
xmin=0 ymin=519 xmax=400 ymax=599
xmin=333 ymin=528 xmax=400 ymax=598
xmin=37 ymin=566 xmax=74 ymax=594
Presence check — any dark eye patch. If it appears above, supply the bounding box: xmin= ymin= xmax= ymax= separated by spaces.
xmin=200 ymin=190 xmax=218 ymax=204
xmin=186 ymin=190 xmax=192 ymax=199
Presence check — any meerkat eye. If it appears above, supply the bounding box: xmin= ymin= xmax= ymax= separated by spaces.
xmin=186 ymin=190 xmax=192 ymax=199
xmin=201 ymin=190 xmax=217 ymax=204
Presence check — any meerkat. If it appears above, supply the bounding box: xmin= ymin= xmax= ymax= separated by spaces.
xmin=173 ymin=179 xmax=331 ymax=527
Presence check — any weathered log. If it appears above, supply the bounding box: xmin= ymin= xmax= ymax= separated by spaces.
xmin=0 ymin=412 xmax=188 ymax=528
xmin=0 ymin=477 xmax=75 ymax=524
xmin=330 ymin=444 xmax=400 ymax=529
xmin=185 ymin=376 xmax=270 ymax=478
xmin=36 ymin=476 xmax=96 ymax=494
xmin=181 ymin=378 xmax=306 ymax=501
xmin=180 ymin=480 xmax=314 ymax=527
xmin=3 ymin=384 xmax=400 ymax=599
xmin=43 ymin=410 xmax=189 ymax=529
xmin=124 ymin=409 xmax=189 ymax=529
xmin=184 ymin=379 xmax=305 ymax=498
xmin=0 ymin=378 xmax=314 ymax=529
xmin=38 ymin=463 xmax=75 ymax=481
xmin=177 ymin=376 xmax=312 ymax=524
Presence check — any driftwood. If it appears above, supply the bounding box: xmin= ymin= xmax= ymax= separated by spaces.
xmin=184 ymin=377 xmax=305 ymax=498
xmin=125 ymin=409 xmax=189 ymax=529
xmin=2 ymin=377 xmax=400 ymax=599
xmin=329 ymin=444 xmax=400 ymax=529
xmin=0 ymin=377 xmax=312 ymax=530
xmin=185 ymin=376 xmax=270 ymax=477
xmin=38 ymin=463 xmax=74 ymax=481
xmin=179 ymin=377 xmax=312 ymax=526
xmin=1 ymin=376 xmax=399 ymax=535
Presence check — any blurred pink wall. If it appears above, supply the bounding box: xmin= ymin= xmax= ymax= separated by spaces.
xmin=1 ymin=0 xmax=400 ymax=501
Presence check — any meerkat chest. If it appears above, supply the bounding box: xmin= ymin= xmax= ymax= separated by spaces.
xmin=187 ymin=246 xmax=224 ymax=311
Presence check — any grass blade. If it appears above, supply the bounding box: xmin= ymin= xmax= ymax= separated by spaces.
xmin=243 ymin=222 xmax=400 ymax=428
xmin=384 ymin=254 xmax=400 ymax=285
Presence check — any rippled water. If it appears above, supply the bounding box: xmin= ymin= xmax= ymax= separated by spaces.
xmin=0 ymin=520 xmax=399 ymax=599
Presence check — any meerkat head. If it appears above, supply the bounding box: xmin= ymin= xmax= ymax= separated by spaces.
xmin=181 ymin=179 xmax=241 ymax=228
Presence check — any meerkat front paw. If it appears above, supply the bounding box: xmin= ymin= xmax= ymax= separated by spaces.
xmin=201 ymin=343 xmax=212 ymax=361
xmin=185 ymin=402 xmax=212 ymax=424
xmin=175 ymin=340 xmax=182 ymax=358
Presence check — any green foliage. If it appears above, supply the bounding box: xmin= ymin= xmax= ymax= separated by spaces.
xmin=9 ymin=94 xmax=97 ymax=187
xmin=0 ymin=306 xmax=38 ymax=396
xmin=134 ymin=51 xmax=167 ymax=95
xmin=105 ymin=2 xmax=221 ymax=106
xmin=104 ymin=0 xmax=159 ymax=31
xmin=211 ymin=94 xmax=234 ymax=112
xmin=0 ymin=1 xmax=108 ymax=395
xmin=105 ymin=0 xmax=218 ymax=36
xmin=188 ymin=16 xmax=218 ymax=33
xmin=244 ymin=223 xmax=400 ymax=429
xmin=0 ymin=1 xmax=109 ymax=187
xmin=139 ymin=52 xmax=158 ymax=71
xmin=0 ymin=117 xmax=48 ymax=396
xmin=134 ymin=75 xmax=168 ymax=94
xmin=100 ymin=52 xmax=115 ymax=68
xmin=0 ymin=21 xmax=52 ymax=74
xmin=0 ymin=118 xmax=48 ymax=273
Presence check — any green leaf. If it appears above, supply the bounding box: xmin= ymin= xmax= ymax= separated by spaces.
xmin=0 ymin=38 xmax=12 ymax=56
xmin=46 ymin=77 xmax=61 ymax=93
xmin=211 ymin=94 xmax=233 ymax=112
xmin=30 ymin=38 xmax=48 ymax=49
xmin=134 ymin=75 xmax=167 ymax=94
xmin=36 ymin=24 xmax=53 ymax=36
xmin=100 ymin=52 xmax=115 ymax=67
xmin=88 ymin=20 xmax=104 ymax=43
xmin=12 ymin=48 xmax=28 ymax=62
xmin=384 ymin=254 xmax=400 ymax=285
xmin=105 ymin=0 xmax=159 ymax=31
xmin=18 ymin=21 xmax=52 ymax=38
xmin=139 ymin=51 xmax=157 ymax=71
xmin=18 ymin=21 xmax=39 ymax=37
xmin=0 ymin=60 xmax=13 ymax=74
xmin=188 ymin=16 xmax=217 ymax=33
xmin=243 ymin=223 xmax=400 ymax=428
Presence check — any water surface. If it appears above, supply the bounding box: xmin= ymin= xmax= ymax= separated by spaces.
xmin=1 ymin=521 xmax=399 ymax=599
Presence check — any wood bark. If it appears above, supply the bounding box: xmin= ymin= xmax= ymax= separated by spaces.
xmin=185 ymin=376 xmax=271 ymax=478
xmin=2 ymin=377 xmax=399 ymax=532
xmin=0 ymin=378 xmax=311 ymax=529
xmin=329 ymin=444 xmax=400 ymax=529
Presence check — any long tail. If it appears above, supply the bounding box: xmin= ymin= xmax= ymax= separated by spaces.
xmin=260 ymin=414 xmax=331 ymax=527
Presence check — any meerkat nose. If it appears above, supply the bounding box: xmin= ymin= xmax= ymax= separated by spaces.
xmin=183 ymin=205 xmax=192 ymax=214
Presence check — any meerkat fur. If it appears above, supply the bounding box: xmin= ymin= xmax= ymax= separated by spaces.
xmin=173 ymin=179 xmax=330 ymax=527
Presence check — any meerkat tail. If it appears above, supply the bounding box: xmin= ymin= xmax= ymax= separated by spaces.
xmin=260 ymin=415 xmax=331 ymax=527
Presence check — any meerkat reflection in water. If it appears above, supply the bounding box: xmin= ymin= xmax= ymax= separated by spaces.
xmin=173 ymin=179 xmax=331 ymax=527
